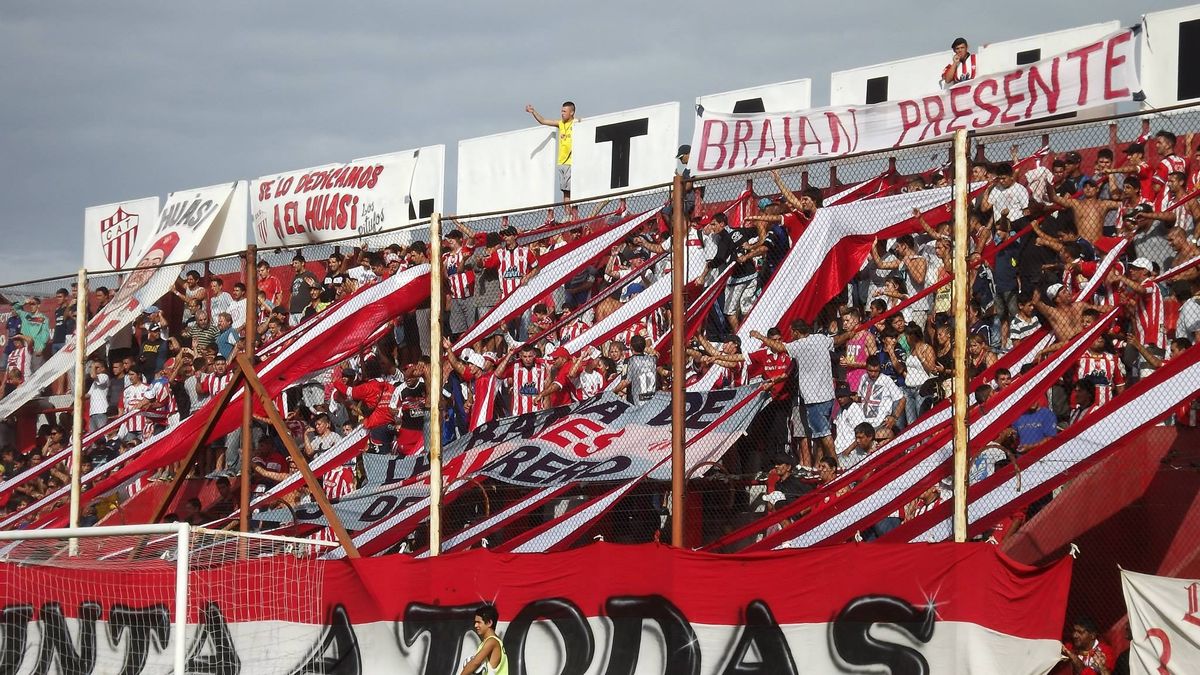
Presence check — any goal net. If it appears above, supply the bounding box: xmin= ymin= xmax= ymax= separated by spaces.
xmin=0 ymin=524 xmax=337 ymax=675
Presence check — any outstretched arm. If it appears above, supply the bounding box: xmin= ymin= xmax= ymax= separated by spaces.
xmin=525 ymin=104 xmax=558 ymax=128
xmin=749 ymin=330 xmax=788 ymax=354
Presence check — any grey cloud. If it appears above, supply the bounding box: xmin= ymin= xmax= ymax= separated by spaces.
xmin=0 ymin=0 xmax=1187 ymax=283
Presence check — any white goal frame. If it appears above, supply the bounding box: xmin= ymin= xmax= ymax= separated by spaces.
xmin=0 ymin=523 xmax=336 ymax=675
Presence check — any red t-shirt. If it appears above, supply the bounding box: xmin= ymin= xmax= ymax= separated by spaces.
xmin=551 ymin=367 xmax=576 ymax=407
xmin=1060 ymin=641 xmax=1116 ymax=675
xmin=253 ymin=451 xmax=287 ymax=473
xmin=748 ymin=348 xmax=793 ymax=400
xmin=1134 ymin=161 xmax=1155 ymax=205
xmin=333 ymin=378 xmax=396 ymax=428
xmin=781 ymin=212 xmax=811 ymax=243
xmin=258 ymin=273 xmax=284 ymax=306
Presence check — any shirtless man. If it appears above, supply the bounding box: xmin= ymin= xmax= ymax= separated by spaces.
xmin=1165 ymin=226 xmax=1200 ymax=281
xmin=1048 ymin=179 xmax=1121 ymax=244
xmin=1032 ymin=283 xmax=1103 ymax=356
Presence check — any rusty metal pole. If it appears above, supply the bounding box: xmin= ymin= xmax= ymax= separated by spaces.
xmin=239 ymin=244 xmax=258 ymax=534
xmin=670 ymin=176 xmax=686 ymax=547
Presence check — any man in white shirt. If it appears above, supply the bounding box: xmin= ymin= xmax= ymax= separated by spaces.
xmin=857 ymin=355 xmax=906 ymax=431
xmin=1177 ymin=278 xmax=1200 ymax=341
xmin=982 ymin=162 xmax=1030 ymax=224
xmin=227 ymin=282 xmax=248 ymax=329
xmin=831 ymin=384 xmax=867 ymax=458
xmin=87 ymin=360 xmax=110 ymax=432
xmin=208 ymin=278 xmax=233 ymax=318
xmin=752 ymin=320 xmax=855 ymax=465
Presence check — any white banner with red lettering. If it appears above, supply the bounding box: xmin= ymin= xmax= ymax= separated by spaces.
xmin=0 ymin=182 xmax=239 ymax=420
xmin=0 ymin=543 xmax=1072 ymax=674
xmin=251 ymin=146 xmax=444 ymax=248
xmin=1122 ymin=570 xmax=1200 ymax=674
xmin=689 ymin=29 xmax=1140 ymax=174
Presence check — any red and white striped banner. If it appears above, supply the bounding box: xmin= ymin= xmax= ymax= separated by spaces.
xmin=1 ymin=264 xmax=432 ymax=530
xmin=751 ymin=310 xmax=1116 ymax=550
xmin=896 ymin=342 xmax=1200 ymax=543
xmin=453 ymin=209 xmax=655 ymax=348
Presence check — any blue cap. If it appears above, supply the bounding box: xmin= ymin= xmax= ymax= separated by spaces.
xmin=758 ymin=197 xmax=773 ymax=209
xmin=620 ymin=283 xmax=646 ymax=303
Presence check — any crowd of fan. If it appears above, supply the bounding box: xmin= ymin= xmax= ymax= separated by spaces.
xmin=2 ymin=125 xmax=1199 ymax=541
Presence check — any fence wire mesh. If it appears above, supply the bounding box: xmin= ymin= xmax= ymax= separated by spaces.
xmin=2 ymin=106 xmax=1200 ymax=649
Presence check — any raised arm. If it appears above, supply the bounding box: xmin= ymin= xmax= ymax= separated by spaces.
xmin=913 ymin=208 xmax=949 ymax=241
xmin=749 ymin=330 xmax=788 ymax=354
xmin=771 ymin=171 xmax=805 ymax=213
xmin=441 ymin=338 xmax=470 ymax=377
xmin=525 ymin=104 xmax=558 ymax=128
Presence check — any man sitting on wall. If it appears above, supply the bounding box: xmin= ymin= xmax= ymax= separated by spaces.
xmin=940 ymin=37 xmax=976 ymax=87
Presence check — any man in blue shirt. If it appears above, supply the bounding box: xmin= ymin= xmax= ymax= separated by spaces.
xmin=215 ymin=312 xmax=238 ymax=359
xmin=1013 ymin=399 xmax=1058 ymax=452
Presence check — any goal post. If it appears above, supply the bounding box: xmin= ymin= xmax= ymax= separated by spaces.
xmin=0 ymin=524 xmax=337 ymax=675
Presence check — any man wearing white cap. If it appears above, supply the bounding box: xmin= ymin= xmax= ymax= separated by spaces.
xmin=1114 ymin=257 xmax=1166 ymax=368
xmin=1033 ymin=282 xmax=1104 ymax=352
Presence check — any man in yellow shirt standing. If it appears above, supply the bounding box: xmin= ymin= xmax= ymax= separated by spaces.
xmin=526 ymin=101 xmax=576 ymax=203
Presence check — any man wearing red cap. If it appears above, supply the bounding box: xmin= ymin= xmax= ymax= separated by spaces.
xmin=537 ymin=347 xmax=577 ymax=408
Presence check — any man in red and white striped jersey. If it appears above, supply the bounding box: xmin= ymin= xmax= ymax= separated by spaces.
xmin=119 ymin=370 xmax=151 ymax=440
xmin=1152 ymin=130 xmax=1188 ymax=211
xmin=1076 ymin=335 xmax=1125 ymax=406
xmin=940 ymin=37 xmax=976 ymax=87
xmin=198 ymin=355 xmax=232 ymax=403
xmin=503 ymin=345 xmax=549 ymax=417
xmin=1187 ymin=132 xmax=1199 ymax=189
xmin=443 ymin=230 xmax=477 ymax=338
xmin=5 ymin=335 xmax=31 ymax=384
xmin=144 ymin=368 xmax=178 ymax=431
xmin=1115 ymin=257 xmax=1166 ymax=380
xmin=484 ymin=226 xmax=538 ymax=300
xmin=559 ymin=311 xmax=592 ymax=344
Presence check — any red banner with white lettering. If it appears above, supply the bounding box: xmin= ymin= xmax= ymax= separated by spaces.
xmin=0 ymin=542 xmax=1072 ymax=674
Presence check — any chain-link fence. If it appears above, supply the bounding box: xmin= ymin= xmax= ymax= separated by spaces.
xmin=2 ymin=104 xmax=1200 ymax=648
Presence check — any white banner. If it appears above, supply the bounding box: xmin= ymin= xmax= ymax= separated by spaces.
xmin=1122 ymin=570 xmax=1200 ymax=674
xmin=251 ymin=146 xmax=444 ymax=247
xmin=83 ymin=196 xmax=160 ymax=272
xmin=0 ymin=182 xmax=238 ymax=420
xmin=697 ymin=78 xmax=813 ymax=115
xmin=457 ymin=126 xmax=558 ymax=214
xmin=573 ymin=102 xmax=679 ymax=200
xmin=690 ymin=29 xmax=1141 ymax=174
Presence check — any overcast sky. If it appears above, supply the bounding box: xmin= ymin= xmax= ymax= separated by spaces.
xmin=0 ymin=0 xmax=1188 ymax=284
